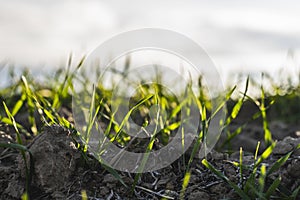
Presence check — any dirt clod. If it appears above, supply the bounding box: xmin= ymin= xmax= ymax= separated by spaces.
xmin=187 ymin=191 xmax=210 ymax=200
xmin=287 ymin=159 xmax=300 ymax=178
xmin=273 ymin=141 xmax=293 ymax=155
xmin=18 ymin=125 xmax=81 ymax=198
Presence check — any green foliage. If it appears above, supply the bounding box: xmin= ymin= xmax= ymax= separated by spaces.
xmin=202 ymin=142 xmax=300 ymax=199
xmin=0 ymin=57 xmax=299 ymax=199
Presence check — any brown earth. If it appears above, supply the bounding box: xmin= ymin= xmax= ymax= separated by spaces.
xmin=0 ymin=102 xmax=300 ymax=199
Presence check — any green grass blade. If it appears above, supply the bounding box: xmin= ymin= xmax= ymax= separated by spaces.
xmin=254 ymin=142 xmax=276 ymax=169
xmin=21 ymin=75 xmax=37 ymax=134
xmin=230 ymin=98 xmax=243 ymax=119
xmin=239 ymin=147 xmax=243 ymax=186
xmin=112 ymin=94 xmax=154 ymax=142
xmin=265 ymin=177 xmax=281 ymax=199
xmin=0 ymin=142 xmax=28 ymax=151
xmin=291 ymin=185 xmax=300 ymax=200
xmin=209 ymin=86 xmax=236 ymax=121
xmin=202 ymin=159 xmax=250 ymax=200
xmin=21 ymin=193 xmax=29 ymax=200
xmin=84 ymin=85 xmax=101 ymax=144
xmin=267 ymin=151 xmax=292 ymax=176
xmin=260 ymin=76 xmax=273 ymax=146
xmin=131 ymin=95 xmax=161 ymax=194
xmin=81 ymin=190 xmax=88 ymax=200
xmin=11 ymin=93 xmax=25 ymax=116
xmin=43 ymin=109 xmax=56 ymax=123
xmin=3 ymin=102 xmax=23 ymax=144
xmin=254 ymin=141 xmax=261 ymax=161
xmin=220 ymin=124 xmax=245 ymax=149
xmin=258 ymin=164 xmax=267 ymax=194
xmin=180 ymin=171 xmax=191 ymax=200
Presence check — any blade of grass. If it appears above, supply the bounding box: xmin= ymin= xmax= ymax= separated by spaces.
xmin=267 ymin=151 xmax=292 ymax=176
xmin=81 ymin=190 xmax=88 ymax=200
xmin=228 ymin=76 xmax=249 ymax=123
xmin=239 ymin=147 xmax=243 ymax=187
xmin=254 ymin=141 xmax=261 ymax=161
xmin=131 ymin=94 xmax=160 ymax=194
xmin=11 ymin=93 xmax=25 ymax=116
xmin=254 ymin=142 xmax=276 ymax=169
xmin=112 ymin=94 xmax=154 ymax=142
xmin=258 ymin=164 xmax=267 ymax=194
xmin=260 ymin=73 xmax=273 ymax=146
xmin=179 ymin=171 xmax=191 ymax=200
xmin=265 ymin=177 xmax=281 ymax=199
xmin=291 ymin=185 xmax=300 ymax=200
xmin=202 ymin=159 xmax=250 ymax=200
xmin=21 ymin=75 xmax=37 ymax=135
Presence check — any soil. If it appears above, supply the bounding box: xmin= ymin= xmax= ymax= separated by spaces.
xmin=0 ymin=104 xmax=300 ymax=199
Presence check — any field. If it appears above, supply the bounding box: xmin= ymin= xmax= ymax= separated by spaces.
xmin=0 ymin=58 xmax=300 ymax=200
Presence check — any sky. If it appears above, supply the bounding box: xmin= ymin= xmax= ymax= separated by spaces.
xmin=0 ymin=0 xmax=300 ymax=85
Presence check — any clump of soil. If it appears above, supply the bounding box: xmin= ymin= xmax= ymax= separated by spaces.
xmin=19 ymin=126 xmax=82 ymax=198
xmin=0 ymin=123 xmax=299 ymax=199
xmin=1 ymin=125 xmax=80 ymax=199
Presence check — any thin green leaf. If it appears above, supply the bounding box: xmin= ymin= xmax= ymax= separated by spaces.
xmin=12 ymin=93 xmax=25 ymax=116
xmin=267 ymin=151 xmax=292 ymax=176
xmin=180 ymin=171 xmax=191 ymax=200
xmin=202 ymin=159 xmax=250 ymax=200
xmin=231 ymin=98 xmax=243 ymax=119
xmin=265 ymin=177 xmax=281 ymax=199
xmin=3 ymin=102 xmax=22 ymax=144
xmin=258 ymin=164 xmax=266 ymax=194
xmin=291 ymin=185 xmax=300 ymax=200
xmin=112 ymin=94 xmax=154 ymax=142
xmin=254 ymin=142 xmax=276 ymax=169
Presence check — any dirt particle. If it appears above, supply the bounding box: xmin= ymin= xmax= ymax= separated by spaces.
xmin=273 ymin=141 xmax=294 ymax=155
xmin=209 ymin=182 xmax=229 ymax=195
xmin=287 ymin=159 xmax=300 ymax=178
xmin=187 ymin=191 xmax=210 ymax=200
xmin=103 ymin=173 xmax=119 ymax=189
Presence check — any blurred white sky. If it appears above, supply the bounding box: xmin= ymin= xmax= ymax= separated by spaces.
xmin=0 ymin=0 xmax=299 ymax=80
